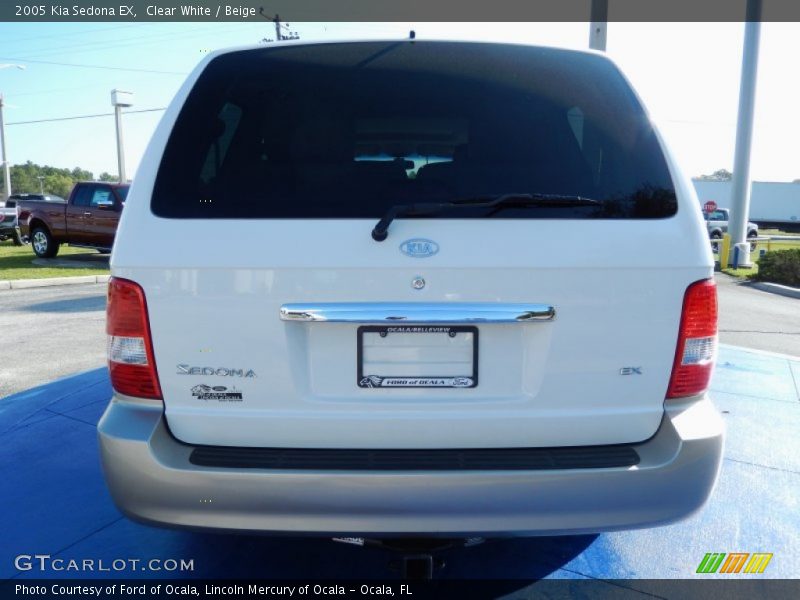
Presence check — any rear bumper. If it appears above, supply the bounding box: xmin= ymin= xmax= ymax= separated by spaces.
xmin=98 ymin=395 xmax=723 ymax=536
xmin=0 ymin=220 xmax=19 ymax=233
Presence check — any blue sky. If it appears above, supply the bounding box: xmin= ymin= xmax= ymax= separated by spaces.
xmin=1 ymin=22 xmax=798 ymax=182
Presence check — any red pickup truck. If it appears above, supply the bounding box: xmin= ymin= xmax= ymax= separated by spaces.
xmin=18 ymin=182 xmax=129 ymax=258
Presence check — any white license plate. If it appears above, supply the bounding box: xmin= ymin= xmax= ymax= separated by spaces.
xmin=357 ymin=325 xmax=478 ymax=389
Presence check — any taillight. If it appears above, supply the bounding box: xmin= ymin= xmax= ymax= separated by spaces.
xmin=666 ymin=279 xmax=718 ymax=398
xmin=107 ymin=277 xmax=162 ymax=400
xmin=0 ymin=213 xmax=5 ymax=223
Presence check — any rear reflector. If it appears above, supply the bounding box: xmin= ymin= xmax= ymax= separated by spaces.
xmin=667 ymin=279 xmax=718 ymax=398
xmin=107 ymin=277 xmax=162 ymax=400
xmin=108 ymin=336 xmax=148 ymax=365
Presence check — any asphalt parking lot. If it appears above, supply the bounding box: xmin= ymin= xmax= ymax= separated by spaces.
xmin=0 ymin=283 xmax=106 ymax=398
xmin=716 ymin=273 xmax=800 ymax=357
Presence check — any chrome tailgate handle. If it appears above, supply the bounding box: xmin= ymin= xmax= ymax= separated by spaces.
xmin=280 ymin=303 xmax=555 ymax=323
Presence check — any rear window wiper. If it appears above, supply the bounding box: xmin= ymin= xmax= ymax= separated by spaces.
xmin=371 ymin=193 xmax=602 ymax=241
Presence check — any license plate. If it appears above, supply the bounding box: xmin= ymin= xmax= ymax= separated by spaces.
xmin=357 ymin=325 xmax=478 ymax=388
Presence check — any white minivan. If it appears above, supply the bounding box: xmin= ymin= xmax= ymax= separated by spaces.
xmin=98 ymin=39 xmax=723 ymax=537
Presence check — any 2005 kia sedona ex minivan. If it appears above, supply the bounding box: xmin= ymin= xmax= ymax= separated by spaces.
xmin=98 ymin=40 xmax=723 ymax=537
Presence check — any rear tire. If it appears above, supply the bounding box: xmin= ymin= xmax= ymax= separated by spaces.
xmin=31 ymin=227 xmax=59 ymax=258
xmin=12 ymin=228 xmax=24 ymax=246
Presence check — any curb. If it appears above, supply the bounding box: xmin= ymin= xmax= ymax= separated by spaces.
xmin=748 ymin=281 xmax=800 ymax=300
xmin=0 ymin=274 xmax=109 ymax=290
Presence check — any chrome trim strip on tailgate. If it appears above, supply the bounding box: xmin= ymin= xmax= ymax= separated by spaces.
xmin=280 ymin=303 xmax=556 ymax=323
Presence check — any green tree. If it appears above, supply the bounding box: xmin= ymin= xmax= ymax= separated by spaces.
xmin=43 ymin=173 xmax=75 ymax=198
xmin=98 ymin=172 xmax=117 ymax=182
xmin=3 ymin=161 xmax=95 ymax=198
xmin=697 ymin=169 xmax=733 ymax=181
xmin=70 ymin=166 xmax=93 ymax=181
xmin=8 ymin=161 xmax=40 ymax=194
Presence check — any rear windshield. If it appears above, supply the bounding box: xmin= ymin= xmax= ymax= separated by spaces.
xmin=152 ymin=41 xmax=676 ymax=219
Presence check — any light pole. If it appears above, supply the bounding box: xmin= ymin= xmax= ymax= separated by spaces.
xmin=37 ymin=175 xmax=44 ymax=194
xmin=110 ymin=89 xmax=133 ymax=183
xmin=0 ymin=63 xmax=26 ymax=201
xmin=589 ymin=0 xmax=608 ymax=51
xmin=727 ymin=0 xmax=762 ymax=268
